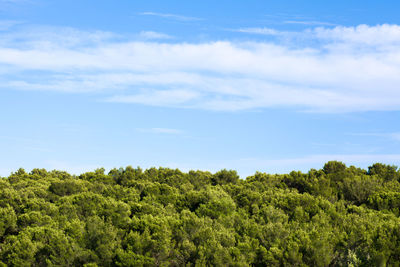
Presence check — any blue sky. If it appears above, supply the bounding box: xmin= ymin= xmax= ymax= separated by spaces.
xmin=1 ymin=0 xmax=400 ymax=177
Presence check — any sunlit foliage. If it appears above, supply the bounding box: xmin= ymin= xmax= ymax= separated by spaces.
xmin=1 ymin=162 xmax=400 ymax=266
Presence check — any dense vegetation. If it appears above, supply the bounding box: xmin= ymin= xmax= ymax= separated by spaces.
xmin=1 ymin=162 xmax=400 ymax=266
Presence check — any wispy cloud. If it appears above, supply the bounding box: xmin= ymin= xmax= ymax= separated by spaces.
xmin=2 ymin=24 xmax=400 ymax=112
xmin=236 ymin=27 xmax=280 ymax=35
xmin=350 ymin=132 xmax=400 ymax=142
xmin=283 ymin=20 xmax=337 ymax=26
xmin=389 ymin=133 xmax=400 ymax=141
xmin=313 ymin=24 xmax=400 ymax=46
xmin=261 ymin=13 xmax=337 ymax=27
xmin=0 ymin=0 xmax=26 ymax=2
xmin=0 ymin=20 xmax=22 ymax=31
xmin=107 ymin=89 xmax=200 ymax=107
xmin=138 ymin=12 xmax=202 ymax=21
xmin=138 ymin=31 xmax=172 ymax=40
xmin=0 ymin=0 xmax=34 ymax=10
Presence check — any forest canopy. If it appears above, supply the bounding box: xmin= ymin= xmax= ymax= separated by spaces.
xmin=1 ymin=161 xmax=400 ymax=266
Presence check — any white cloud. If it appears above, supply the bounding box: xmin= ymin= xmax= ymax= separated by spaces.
xmin=236 ymin=27 xmax=279 ymax=35
xmin=2 ymin=24 xmax=400 ymax=112
xmin=138 ymin=31 xmax=172 ymax=40
xmin=138 ymin=12 xmax=202 ymax=21
xmin=107 ymin=89 xmax=200 ymax=107
xmin=313 ymin=24 xmax=400 ymax=46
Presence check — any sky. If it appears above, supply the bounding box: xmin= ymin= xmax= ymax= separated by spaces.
xmin=1 ymin=0 xmax=400 ymax=177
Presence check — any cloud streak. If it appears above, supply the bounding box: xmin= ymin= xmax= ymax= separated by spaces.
xmin=1 ymin=24 xmax=400 ymax=112
xmin=138 ymin=12 xmax=202 ymax=21
xmin=236 ymin=27 xmax=280 ymax=35
xmin=0 ymin=20 xmax=22 ymax=31
xmin=138 ymin=31 xmax=172 ymax=40
xmin=283 ymin=20 xmax=337 ymax=26
xmin=350 ymin=132 xmax=400 ymax=142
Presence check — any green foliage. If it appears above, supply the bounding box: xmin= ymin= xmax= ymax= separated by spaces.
xmin=323 ymin=160 xmax=347 ymax=174
xmin=368 ymin=163 xmax=400 ymax=181
xmin=0 ymin=206 xmax=17 ymax=237
xmin=0 ymin=163 xmax=400 ymax=266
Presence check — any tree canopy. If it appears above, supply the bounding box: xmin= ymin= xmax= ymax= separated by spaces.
xmin=1 ymin=161 xmax=400 ymax=266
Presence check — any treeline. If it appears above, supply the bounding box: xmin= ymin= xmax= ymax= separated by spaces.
xmin=1 ymin=161 xmax=400 ymax=266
